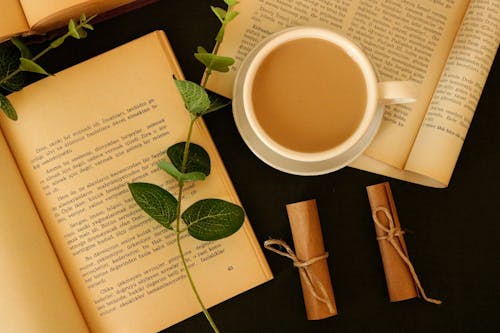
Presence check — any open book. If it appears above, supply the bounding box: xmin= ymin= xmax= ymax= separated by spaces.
xmin=0 ymin=0 xmax=152 ymax=42
xmin=207 ymin=0 xmax=499 ymax=188
xmin=0 ymin=30 xmax=272 ymax=333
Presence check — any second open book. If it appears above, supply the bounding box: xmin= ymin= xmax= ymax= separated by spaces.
xmin=0 ymin=31 xmax=272 ymax=333
xmin=0 ymin=0 xmax=150 ymax=42
xmin=206 ymin=0 xmax=499 ymax=188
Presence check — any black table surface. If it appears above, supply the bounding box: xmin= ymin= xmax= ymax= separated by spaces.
xmin=22 ymin=1 xmax=499 ymax=332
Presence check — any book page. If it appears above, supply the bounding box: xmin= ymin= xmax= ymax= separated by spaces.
xmin=404 ymin=0 xmax=500 ymax=186
xmin=349 ymin=154 xmax=445 ymax=187
xmin=205 ymin=0 xmax=478 ymax=178
xmin=1 ymin=31 xmax=271 ymax=333
xmin=207 ymin=0 xmax=469 ymax=170
xmin=0 ymin=133 xmax=89 ymax=332
xmin=19 ymin=0 xmax=135 ymax=32
xmin=0 ymin=0 xmax=29 ymax=42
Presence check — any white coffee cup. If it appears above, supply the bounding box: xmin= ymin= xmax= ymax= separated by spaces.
xmin=233 ymin=26 xmax=418 ymax=174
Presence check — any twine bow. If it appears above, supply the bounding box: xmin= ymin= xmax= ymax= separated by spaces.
xmin=264 ymin=239 xmax=335 ymax=313
xmin=373 ymin=207 xmax=442 ymax=304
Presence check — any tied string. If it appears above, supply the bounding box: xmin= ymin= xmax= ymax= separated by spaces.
xmin=372 ymin=207 xmax=442 ymax=305
xmin=264 ymin=239 xmax=335 ymax=313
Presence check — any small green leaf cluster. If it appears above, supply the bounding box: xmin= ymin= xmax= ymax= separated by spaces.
xmin=128 ymin=82 xmax=240 ymax=241
xmin=195 ymin=0 xmax=239 ymax=82
xmin=129 ymin=139 xmax=244 ymax=241
xmin=211 ymin=0 xmax=239 ymax=44
xmin=195 ymin=46 xmax=234 ymax=73
xmin=0 ymin=14 xmax=95 ymax=120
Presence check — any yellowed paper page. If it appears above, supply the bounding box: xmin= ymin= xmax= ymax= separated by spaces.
xmin=350 ymin=1 xmax=467 ymax=168
xmin=350 ymin=154 xmax=444 ymax=188
xmin=208 ymin=0 xmax=469 ymax=170
xmin=209 ymin=0 xmax=468 ymax=168
xmin=19 ymin=0 xmax=135 ymax=32
xmin=2 ymin=31 xmax=271 ymax=333
xmin=404 ymin=0 xmax=500 ymax=186
xmin=0 ymin=0 xmax=29 ymax=42
xmin=0 ymin=132 xmax=89 ymax=333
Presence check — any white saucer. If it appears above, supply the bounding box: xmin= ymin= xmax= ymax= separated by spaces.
xmin=232 ymin=28 xmax=384 ymax=176
xmin=233 ymin=100 xmax=383 ymax=176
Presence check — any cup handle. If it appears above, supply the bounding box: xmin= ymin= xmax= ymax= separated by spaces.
xmin=378 ymin=81 xmax=419 ymax=105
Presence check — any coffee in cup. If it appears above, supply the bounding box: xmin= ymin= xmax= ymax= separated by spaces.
xmin=233 ymin=26 xmax=418 ymax=174
xmin=251 ymin=37 xmax=367 ymax=155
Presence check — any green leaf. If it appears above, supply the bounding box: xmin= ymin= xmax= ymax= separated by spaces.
xmin=215 ymin=26 xmax=225 ymax=43
xmin=10 ymin=37 xmax=32 ymax=59
xmin=158 ymin=160 xmax=183 ymax=181
xmin=0 ymin=77 xmax=24 ymax=92
xmin=181 ymin=171 xmax=206 ymax=182
xmin=68 ymin=19 xmax=80 ymax=39
xmin=79 ymin=12 xmax=95 ymax=30
xmin=50 ymin=36 xmax=67 ymax=48
xmin=0 ymin=45 xmax=25 ymax=91
xmin=0 ymin=45 xmax=17 ymax=77
xmin=19 ymin=58 xmax=50 ymax=76
xmin=225 ymin=10 xmax=239 ymax=22
xmin=174 ymin=79 xmax=210 ymax=115
xmin=0 ymin=73 xmax=24 ymax=92
xmin=77 ymin=27 xmax=88 ymax=39
xmin=86 ymin=14 xmax=98 ymax=22
xmin=182 ymin=199 xmax=245 ymax=241
xmin=196 ymin=46 xmax=208 ymax=54
xmin=0 ymin=94 xmax=18 ymax=120
xmin=224 ymin=0 xmax=239 ymax=6
xmin=205 ymin=91 xmax=231 ymax=114
xmin=158 ymin=161 xmax=207 ymax=182
xmin=128 ymin=182 xmax=178 ymax=230
xmin=211 ymin=6 xmax=226 ymax=22
xmin=194 ymin=53 xmax=234 ymax=72
xmin=167 ymin=142 xmax=211 ymax=176
xmin=82 ymin=23 xmax=94 ymax=30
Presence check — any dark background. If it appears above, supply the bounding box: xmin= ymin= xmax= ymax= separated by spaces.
xmin=19 ymin=1 xmax=499 ymax=332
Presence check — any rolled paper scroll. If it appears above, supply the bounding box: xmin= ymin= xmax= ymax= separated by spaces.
xmin=366 ymin=182 xmax=441 ymax=304
xmin=284 ymin=199 xmax=337 ymax=319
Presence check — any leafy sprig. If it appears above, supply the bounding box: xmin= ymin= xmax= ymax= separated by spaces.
xmin=0 ymin=14 xmax=95 ymax=120
xmin=128 ymin=1 xmax=239 ymax=332
xmin=197 ymin=0 xmax=239 ymax=87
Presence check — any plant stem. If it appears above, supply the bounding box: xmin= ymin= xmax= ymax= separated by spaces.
xmin=174 ymin=115 xmax=220 ymax=333
xmin=0 ymin=38 xmax=60 ymax=86
xmin=200 ymin=1 xmax=236 ymax=89
xmin=1 ymin=67 xmax=21 ymax=87
xmin=175 ymin=219 xmax=220 ymax=333
xmin=0 ymin=19 xmax=91 ymax=86
xmin=181 ymin=115 xmax=198 ymax=171
xmin=201 ymin=40 xmax=221 ymax=88
xmin=172 ymin=4 xmax=238 ymax=330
